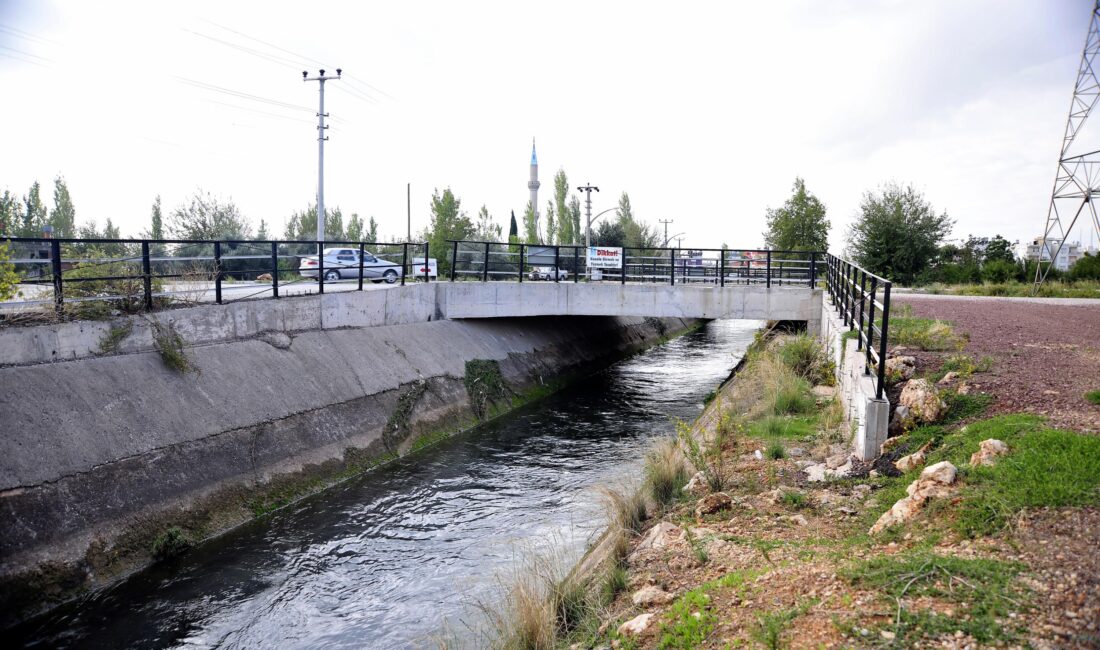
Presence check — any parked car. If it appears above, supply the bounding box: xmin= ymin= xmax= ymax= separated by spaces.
xmin=299 ymin=248 xmax=403 ymax=283
xmin=528 ymin=266 xmax=569 ymax=281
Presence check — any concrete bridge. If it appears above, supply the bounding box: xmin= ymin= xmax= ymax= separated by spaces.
xmin=439 ymin=282 xmax=822 ymax=331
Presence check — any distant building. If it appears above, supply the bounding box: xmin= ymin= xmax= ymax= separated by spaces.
xmin=1026 ymin=235 xmax=1085 ymax=271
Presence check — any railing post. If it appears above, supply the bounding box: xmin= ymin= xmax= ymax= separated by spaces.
xmin=423 ymin=242 xmax=430 ymax=283
xmin=866 ymin=276 xmax=878 ymax=374
xmin=316 ymin=242 xmax=324 ymax=294
xmin=809 ymin=252 xmax=816 ymax=289
xmin=857 ymin=270 xmax=867 ymax=351
xmin=669 ymin=248 xmax=675 ymax=286
xmin=358 ymin=242 xmax=365 ymax=291
xmin=483 ymin=242 xmax=490 ymax=282
xmin=141 ymin=241 xmax=153 ymax=310
xmin=766 ymin=250 xmax=772 ymax=288
xmin=400 ymin=242 xmax=408 ymax=286
xmin=573 ymin=246 xmax=579 ymax=283
xmin=50 ymin=239 xmax=63 ymax=313
xmin=450 ymin=240 xmax=458 ymax=282
xmin=877 ymin=282 xmax=892 ymax=399
xmin=271 ymin=241 xmax=280 ymax=298
xmin=719 ymin=249 xmax=725 ymax=288
xmin=622 ymin=248 xmax=628 ymax=285
xmin=214 ymin=241 xmax=224 ymax=304
xmin=518 ymin=244 xmax=525 ymax=283
xmin=554 ymin=245 xmax=560 ymax=283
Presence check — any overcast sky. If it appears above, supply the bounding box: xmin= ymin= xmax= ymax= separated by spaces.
xmin=1 ymin=0 xmax=1097 ymax=253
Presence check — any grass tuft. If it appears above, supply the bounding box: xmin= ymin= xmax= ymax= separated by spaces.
xmin=150 ymin=527 xmax=191 ymax=561
xmin=644 ymin=438 xmax=690 ymax=507
xmin=765 ymin=441 xmax=786 ymax=460
xmin=777 ymin=334 xmax=835 ymax=385
xmin=150 ymin=320 xmax=194 ymax=373
xmin=1086 ymin=389 xmax=1100 ymax=406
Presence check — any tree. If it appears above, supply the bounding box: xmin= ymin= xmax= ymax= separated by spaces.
xmin=846 ymin=182 xmax=953 ymax=285
xmin=1069 ymin=252 xmax=1100 ymax=281
xmin=983 ymin=235 xmax=1015 ymax=264
xmin=0 ymin=241 xmax=19 ymax=301
xmin=474 ymin=205 xmax=502 ymax=241
xmin=522 ymin=201 xmax=539 ymax=244
xmin=255 ymin=219 xmax=269 ymax=241
xmin=544 ymin=201 xmax=557 ymax=244
xmin=427 ymin=188 xmax=473 ymax=274
xmin=284 ymin=204 xmax=347 ymax=242
xmin=568 ymin=196 xmax=581 ymax=245
xmin=345 ymin=213 xmax=363 ymax=241
xmin=763 ymin=177 xmax=829 ymax=252
xmin=554 ymin=170 xmax=573 ymax=244
xmin=49 ymin=176 xmax=76 ymax=238
xmin=595 ymin=220 xmax=625 ymax=247
xmin=21 ymin=181 xmax=48 ymax=236
xmin=0 ymin=190 xmax=18 ymax=236
xmin=367 ymin=216 xmax=379 ymax=242
xmin=168 ymin=190 xmax=252 ymax=240
xmin=508 ymin=210 xmax=518 ymax=241
xmin=149 ymin=196 xmax=164 ymax=240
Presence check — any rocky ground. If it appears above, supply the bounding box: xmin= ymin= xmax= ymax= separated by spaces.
xmin=895 ymin=295 xmax=1100 ymax=432
xmin=579 ymin=305 xmax=1100 ymax=650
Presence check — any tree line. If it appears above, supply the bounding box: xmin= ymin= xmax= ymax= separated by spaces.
xmin=764 ymin=177 xmax=1100 ymax=285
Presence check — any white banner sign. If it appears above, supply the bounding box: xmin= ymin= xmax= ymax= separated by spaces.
xmin=587 ymin=246 xmax=623 ymax=269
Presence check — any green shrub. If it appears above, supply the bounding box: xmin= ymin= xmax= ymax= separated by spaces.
xmin=770 ymin=375 xmax=815 ymax=415
xmin=779 ymin=490 xmax=809 ymax=510
xmin=765 ymin=442 xmax=786 ymax=460
xmin=1086 ymin=390 xmax=1100 ymax=406
xmin=777 ymin=335 xmax=834 ymax=385
xmin=151 ymin=527 xmax=191 ymax=561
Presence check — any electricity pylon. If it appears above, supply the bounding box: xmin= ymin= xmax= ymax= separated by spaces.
xmin=1035 ymin=1 xmax=1100 ymax=289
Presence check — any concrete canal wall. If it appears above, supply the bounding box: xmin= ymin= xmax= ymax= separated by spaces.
xmin=0 ymin=286 xmax=698 ymax=623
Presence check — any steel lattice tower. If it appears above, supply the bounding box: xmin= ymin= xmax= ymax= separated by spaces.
xmin=1035 ymin=1 xmax=1100 ymax=287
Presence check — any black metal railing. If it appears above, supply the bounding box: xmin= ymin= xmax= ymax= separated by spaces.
xmin=0 ymin=236 xmax=431 ymax=314
xmin=445 ymin=240 xmax=823 ymax=288
xmin=824 ymin=254 xmax=891 ymax=399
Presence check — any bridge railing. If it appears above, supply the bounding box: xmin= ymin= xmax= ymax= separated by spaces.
xmin=824 ymin=254 xmax=892 ymax=399
xmin=0 ymin=236 xmax=431 ymax=318
xmin=446 ymin=240 xmax=823 ymax=288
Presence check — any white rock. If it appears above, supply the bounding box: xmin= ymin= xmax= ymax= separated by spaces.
xmin=969 ymin=439 xmax=1008 ymax=467
xmin=825 ymin=453 xmax=849 ymax=470
xmin=754 ymin=449 xmax=764 ymax=461
xmin=683 ymin=471 xmax=708 ymax=496
xmin=788 ymin=514 xmax=809 ymax=526
xmin=636 ymin=522 xmax=682 ymax=551
xmin=899 ymin=379 xmax=947 ymax=424
xmin=618 ymin=613 xmax=654 ymax=637
xmin=631 ymin=585 xmax=674 ymax=606
xmin=936 ymin=371 xmax=960 ymax=387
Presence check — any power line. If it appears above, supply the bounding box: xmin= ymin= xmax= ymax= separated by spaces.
xmin=175 ymin=76 xmax=314 ymax=113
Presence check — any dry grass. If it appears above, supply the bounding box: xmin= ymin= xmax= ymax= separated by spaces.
xmin=644 ymin=437 xmax=690 ymax=506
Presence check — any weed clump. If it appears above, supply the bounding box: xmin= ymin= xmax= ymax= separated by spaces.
xmin=150 ymin=319 xmax=193 ymax=373
xmin=151 ymin=527 xmax=191 ymax=561
xmin=465 ymin=359 xmax=508 ymax=420
xmin=778 ymin=334 xmax=835 ymax=385
xmin=678 ymin=421 xmax=727 ymax=492
xmin=644 ymin=438 xmax=689 ymax=507
xmin=96 ymin=320 xmax=133 ymax=354
xmin=765 ymin=442 xmax=786 ymax=460
xmin=1086 ymin=389 xmax=1100 ymax=406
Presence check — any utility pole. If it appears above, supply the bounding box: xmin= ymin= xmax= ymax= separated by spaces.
xmin=407 ymin=182 xmax=411 ymax=242
xmin=577 ymin=183 xmax=600 ymax=250
xmin=303 ymin=68 xmax=341 ymax=243
xmin=659 ymin=219 xmax=673 ymax=248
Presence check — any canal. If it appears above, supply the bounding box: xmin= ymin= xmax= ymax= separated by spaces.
xmin=14 ymin=319 xmax=761 ymax=649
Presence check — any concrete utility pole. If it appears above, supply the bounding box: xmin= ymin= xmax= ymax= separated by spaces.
xmin=303 ymin=68 xmax=341 ymax=242
xmin=407 ymin=182 xmax=411 ymax=242
xmin=577 ymin=183 xmax=600 ymax=249
xmin=659 ymin=219 xmax=673 ymax=248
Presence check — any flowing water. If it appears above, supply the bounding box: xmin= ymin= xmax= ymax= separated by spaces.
xmin=14 ymin=319 xmax=761 ymax=649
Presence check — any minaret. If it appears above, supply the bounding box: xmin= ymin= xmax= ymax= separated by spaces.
xmin=528 ymin=138 xmax=540 ymax=226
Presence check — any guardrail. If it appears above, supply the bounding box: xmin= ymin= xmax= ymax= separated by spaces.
xmin=824 ymin=254 xmax=891 ymax=399
xmin=446 ymin=240 xmax=823 ymax=288
xmin=0 ymin=236 xmax=431 ymax=315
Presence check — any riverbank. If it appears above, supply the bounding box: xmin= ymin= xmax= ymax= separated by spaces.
xmin=490 ymin=312 xmax=1100 ymax=648
xmin=0 ymin=306 xmax=700 ymax=629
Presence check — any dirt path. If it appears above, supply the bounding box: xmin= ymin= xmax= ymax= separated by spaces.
xmin=895 ymin=296 xmax=1100 ymax=432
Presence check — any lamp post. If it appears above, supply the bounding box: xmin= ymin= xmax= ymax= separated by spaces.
xmin=587 ymin=207 xmax=620 ymax=247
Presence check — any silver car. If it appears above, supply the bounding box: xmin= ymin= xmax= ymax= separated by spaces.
xmin=299 ymin=248 xmax=403 ymax=283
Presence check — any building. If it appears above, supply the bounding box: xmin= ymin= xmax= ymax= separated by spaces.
xmin=1025 ymin=235 xmax=1085 ymax=271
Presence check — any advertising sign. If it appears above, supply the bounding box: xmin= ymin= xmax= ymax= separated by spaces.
xmin=587 ymin=246 xmax=623 ymax=269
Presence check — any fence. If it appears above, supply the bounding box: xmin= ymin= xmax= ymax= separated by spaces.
xmin=446 ymin=240 xmax=822 ymax=288
xmin=824 ymin=254 xmax=892 ymax=399
xmin=0 ymin=237 xmax=431 ymax=315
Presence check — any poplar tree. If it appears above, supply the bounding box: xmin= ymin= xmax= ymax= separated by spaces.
xmin=0 ymin=190 xmax=19 ymax=236
xmin=544 ymin=201 xmax=556 ymax=244
xmin=508 ymin=210 xmax=518 ymax=240
xmin=149 ymin=196 xmax=164 ymax=241
xmin=553 ymin=170 xmax=572 ymax=244
xmin=522 ymin=201 xmax=539 ymax=244
xmin=49 ymin=176 xmax=76 ymax=238
xmin=427 ymin=188 xmax=473 ymax=273
xmin=21 ymin=181 xmax=48 ymax=236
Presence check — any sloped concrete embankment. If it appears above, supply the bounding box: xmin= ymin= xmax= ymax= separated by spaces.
xmin=0 ymin=292 xmax=696 ymax=625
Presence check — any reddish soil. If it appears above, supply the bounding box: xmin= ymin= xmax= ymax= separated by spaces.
xmin=896 ymin=296 xmax=1100 ymax=433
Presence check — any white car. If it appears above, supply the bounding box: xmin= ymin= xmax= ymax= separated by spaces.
xmin=299 ymin=248 xmax=403 ymax=283
xmin=528 ymin=266 xmax=569 ymax=281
